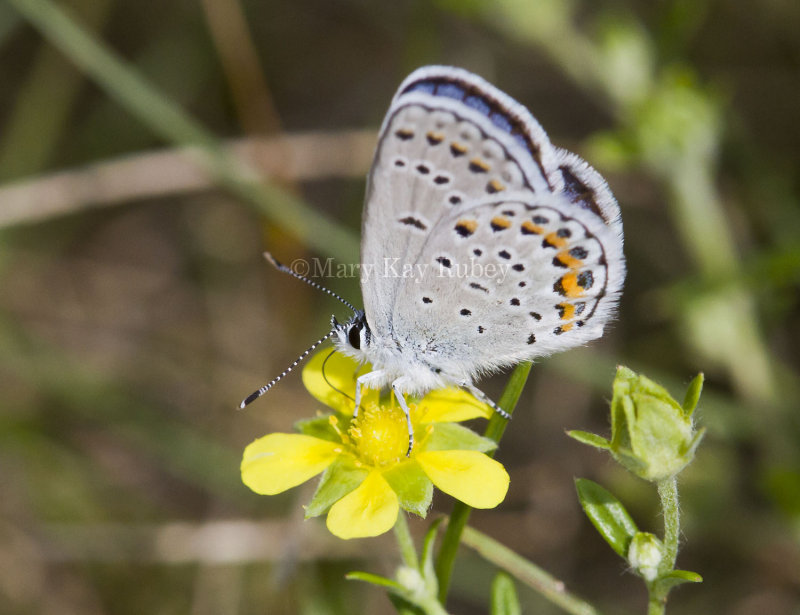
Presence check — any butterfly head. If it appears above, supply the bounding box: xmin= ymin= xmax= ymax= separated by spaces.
xmin=331 ymin=310 xmax=372 ymax=357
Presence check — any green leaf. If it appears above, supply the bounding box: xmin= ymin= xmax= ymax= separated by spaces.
xmin=424 ymin=422 xmax=497 ymax=452
xmin=305 ymin=456 xmax=368 ymax=518
xmin=682 ymin=373 xmax=704 ymax=416
xmin=383 ymin=461 xmax=434 ymax=517
xmin=420 ymin=519 xmax=443 ymax=590
xmin=346 ymin=571 xmax=405 ymax=591
xmin=685 ymin=427 xmax=706 ymax=458
xmin=294 ymin=414 xmax=341 ymax=442
xmin=575 ymin=478 xmax=638 ymax=557
xmin=609 ymin=389 xmax=633 ymax=450
xmin=654 ymin=569 xmax=703 ymax=593
xmin=567 ymin=430 xmax=611 ymax=450
xmin=490 ymin=572 xmax=520 ymax=615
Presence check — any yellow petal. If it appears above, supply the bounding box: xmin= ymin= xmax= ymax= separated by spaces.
xmin=302 ymin=349 xmax=378 ymax=413
xmin=241 ymin=433 xmax=339 ymax=495
xmin=416 ymin=450 xmax=509 ymax=509
xmin=326 ymin=471 xmax=399 ymax=539
xmin=417 ymin=388 xmax=493 ymax=423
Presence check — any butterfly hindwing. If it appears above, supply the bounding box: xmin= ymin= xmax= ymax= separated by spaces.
xmin=385 ymin=192 xmax=621 ymax=378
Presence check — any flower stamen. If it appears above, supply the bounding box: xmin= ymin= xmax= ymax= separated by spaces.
xmin=350 ymin=402 xmax=410 ymax=466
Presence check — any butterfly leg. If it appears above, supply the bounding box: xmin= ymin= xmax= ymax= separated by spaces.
xmin=461 ymin=383 xmax=511 ymax=420
xmin=354 ymin=370 xmax=386 ymax=418
xmin=391 ymin=377 xmax=415 ymax=456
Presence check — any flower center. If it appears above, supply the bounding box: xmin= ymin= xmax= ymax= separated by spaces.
xmin=349 ymin=402 xmax=410 ymax=466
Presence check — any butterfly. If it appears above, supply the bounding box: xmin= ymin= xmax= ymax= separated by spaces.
xmin=242 ymin=66 xmax=625 ymax=450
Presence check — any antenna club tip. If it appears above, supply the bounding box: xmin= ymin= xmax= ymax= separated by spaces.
xmin=263 ymin=252 xmax=280 ymax=268
xmin=240 ymin=391 xmax=261 ymax=408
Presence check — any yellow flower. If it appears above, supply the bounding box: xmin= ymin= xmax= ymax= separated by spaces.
xmin=241 ymin=350 xmax=510 ymax=539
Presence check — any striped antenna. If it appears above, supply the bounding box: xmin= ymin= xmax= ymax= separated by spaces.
xmin=239 ymin=330 xmax=333 ymax=409
xmin=264 ymin=252 xmax=357 ymax=313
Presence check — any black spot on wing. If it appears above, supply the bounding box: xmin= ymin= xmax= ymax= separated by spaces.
xmin=559 ymin=166 xmax=605 ymax=220
xmin=399 ymin=216 xmax=427 ymax=230
xmin=577 ymin=270 xmax=594 ymax=290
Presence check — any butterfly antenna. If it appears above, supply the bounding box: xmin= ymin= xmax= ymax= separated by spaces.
xmin=264 ymin=252 xmax=358 ymax=313
xmin=239 ymin=331 xmax=333 ymax=409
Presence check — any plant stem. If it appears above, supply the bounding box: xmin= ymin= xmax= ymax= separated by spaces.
xmin=434 ymin=499 xmax=471 ymax=604
xmin=647 ymin=594 xmax=665 ymax=615
xmin=647 ymin=477 xmax=680 ymax=615
xmin=435 ymin=362 xmax=533 ymax=603
xmin=394 ymin=513 xmax=419 ymax=570
xmin=461 ymin=526 xmax=600 ymax=615
xmin=657 ymin=477 xmax=680 ymax=574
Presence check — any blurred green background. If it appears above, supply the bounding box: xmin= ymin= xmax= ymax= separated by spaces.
xmin=1 ymin=0 xmax=798 ymax=613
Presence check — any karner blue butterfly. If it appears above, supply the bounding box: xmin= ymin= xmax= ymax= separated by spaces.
xmin=241 ymin=66 xmax=625 ymax=451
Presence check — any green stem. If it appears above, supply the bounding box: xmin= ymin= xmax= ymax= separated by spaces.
xmin=433 ymin=498 xmax=471 ymax=604
xmin=461 ymin=526 xmax=600 ymax=615
xmin=647 ymin=477 xmax=680 ymax=615
xmin=657 ymin=477 xmax=680 ymax=574
xmin=435 ymin=362 xmax=533 ymax=603
xmin=647 ymin=594 xmax=665 ymax=615
xmin=393 ymin=513 xmax=419 ymax=570
xmin=417 ymin=597 xmax=451 ymax=615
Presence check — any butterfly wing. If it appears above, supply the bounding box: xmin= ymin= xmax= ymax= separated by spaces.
xmin=360 ymin=66 xmax=624 ymax=381
xmin=360 ymin=66 xmax=559 ymax=335
xmin=392 ymin=189 xmax=624 ymax=380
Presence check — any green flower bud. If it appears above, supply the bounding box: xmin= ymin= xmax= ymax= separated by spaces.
xmin=628 ymin=532 xmax=664 ymax=582
xmin=569 ymin=367 xmax=705 ymax=482
xmin=610 ymin=367 xmax=705 ymax=481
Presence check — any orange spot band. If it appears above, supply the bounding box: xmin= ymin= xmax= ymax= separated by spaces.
xmin=555 ymin=250 xmax=583 ymax=269
xmin=426 ymin=131 xmax=444 ymax=144
xmin=469 ymin=157 xmax=491 ymax=172
xmin=491 ymin=216 xmax=512 ymax=229
xmin=544 ymin=232 xmax=568 ymax=249
xmin=521 ymin=221 xmax=543 ymax=235
xmin=558 ymin=302 xmax=576 ymax=320
xmin=487 ymin=179 xmax=505 ymax=193
xmin=556 ymin=273 xmax=584 ymax=298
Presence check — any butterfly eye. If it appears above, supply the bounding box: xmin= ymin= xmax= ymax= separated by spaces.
xmin=348 ymin=324 xmax=362 ymax=350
